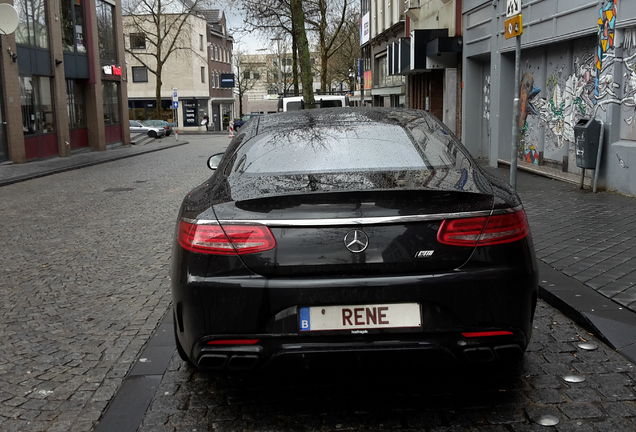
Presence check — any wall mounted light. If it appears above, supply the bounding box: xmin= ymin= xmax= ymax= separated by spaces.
xmin=55 ymin=59 xmax=63 ymax=65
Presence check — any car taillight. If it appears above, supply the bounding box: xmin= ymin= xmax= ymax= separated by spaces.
xmin=437 ymin=210 xmax=529 ymax=247
xmin=178 ymin=221 xmax=276 ymax=255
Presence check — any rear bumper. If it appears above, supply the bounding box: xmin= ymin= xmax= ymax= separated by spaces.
xmin=194 ymin=334 xmax=527 ymax=371
xmin=173 ymin=265 xmax=537 ymax=369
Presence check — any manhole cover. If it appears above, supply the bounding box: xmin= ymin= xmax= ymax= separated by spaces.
xmin=103 ymin=187 xmax=135 ymax=192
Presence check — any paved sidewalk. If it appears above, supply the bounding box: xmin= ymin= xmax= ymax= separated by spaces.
xmin=0 ymin=138 xmax=191 ymax=187
xmin=486 ymin=166 xmax=636 ymax=361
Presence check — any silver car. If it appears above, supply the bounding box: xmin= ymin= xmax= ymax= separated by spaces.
xmin=129 ymin=120 xmax=166 ymax=138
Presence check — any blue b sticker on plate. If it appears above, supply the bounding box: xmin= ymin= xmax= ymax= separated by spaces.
xmin=299 ymin=307 xmax=310 ymax=331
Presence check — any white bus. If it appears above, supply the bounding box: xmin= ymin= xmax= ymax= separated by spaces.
xmin=280 ymin=95 xmax=349 ymax=112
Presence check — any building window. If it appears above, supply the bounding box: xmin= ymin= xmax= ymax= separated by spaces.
xmin=253 ymin=71 xmax=260 ymax=80
xmin=15 ymin=0 xmax=48 ymax=48
xmin=61 ymin=0 xmax=86 ymax=53
xmin=132 ymin=66 xmax=148 ymax=83
xmin=96 ymin=0 xmax=116 ymax=66
xmin=243 ymin=71 xmax=250 ymax=80
xmin=66 ymin=80 xmax=86 ymax=129
xmin=199 ymin=34 xmax=204 ymax=51
xmin=102 ymin=81 xmax=120 ymax=125
xmin=20 ymin=76 xmax=55 ymax=135
xmin=201 ymin=66 xmax=206 ymax=83
xmin=130 ymin=33 xmax=146 ymax=50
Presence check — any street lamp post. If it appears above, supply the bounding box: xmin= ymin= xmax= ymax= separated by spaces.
xmin=271 ymin=37 xmax=283 ymax=96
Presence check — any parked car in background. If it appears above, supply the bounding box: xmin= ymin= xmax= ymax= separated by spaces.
xmin=171 ymin=108 xmax=538 ymax=373
xmin=233 ymin=113 xmax=262 ymax=130
xmin=129 ymin=120 xmax=165 ymax=138
xmin=143 ymin=120 xmax=173 ymax=136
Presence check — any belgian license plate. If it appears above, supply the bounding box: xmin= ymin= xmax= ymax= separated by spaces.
xmin=298 ymin=303 xmax=421 ymax=332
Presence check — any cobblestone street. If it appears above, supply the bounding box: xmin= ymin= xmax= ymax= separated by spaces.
xmin=138 ymin=303 xmax=636 ymax=432
xmin=0 ymin=136 xmax=224 ymax=431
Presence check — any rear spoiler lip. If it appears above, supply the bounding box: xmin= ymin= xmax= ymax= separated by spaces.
xmin=182 ymin=205 xmax=524 ymax=228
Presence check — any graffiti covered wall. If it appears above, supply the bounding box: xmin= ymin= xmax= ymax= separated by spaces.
xmin=517 ymin=0 xmax=636 ymax=173
xmin=519 ymin=38 xmax=599 ymax=169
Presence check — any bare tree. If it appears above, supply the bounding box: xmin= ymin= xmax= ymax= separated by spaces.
xmin=122 ymin=0 xmax=208 ymax=118
xmin=290 ymin=0 xmax=315 ymax=108
xmin=234 ymin=0 xmax=352 ymax=95
xmin=232 ymin=0 xmax=302 ymax=95
xmin=305 ymin=0 xmax=350 ymax=93
xmin=233 ymin=50 xmax=260 ymax=116
xmin=324 ymin=12 xmax=359 ymax=92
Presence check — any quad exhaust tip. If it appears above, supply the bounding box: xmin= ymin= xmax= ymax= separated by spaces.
xmin=198 ymin=354 xmax=259 ymax=370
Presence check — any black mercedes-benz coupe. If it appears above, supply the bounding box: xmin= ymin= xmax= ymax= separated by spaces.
xmin=171 ymin=108 xmax=538 ymax=371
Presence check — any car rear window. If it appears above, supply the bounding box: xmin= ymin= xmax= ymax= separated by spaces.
xmin=285 ymin=101 xmax=303 ymax=111
xmin=232 ymin=122 xmax=458 ymax=175
xmin=319 ymin=100 xmax=343 ymax=108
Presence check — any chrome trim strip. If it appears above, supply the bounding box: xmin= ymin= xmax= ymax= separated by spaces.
xmin=185 ymin=206 xmax=523 ymax=227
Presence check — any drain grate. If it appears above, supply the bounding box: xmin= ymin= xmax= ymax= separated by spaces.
xmin=103 ymin=187 xmax=135 ymax=192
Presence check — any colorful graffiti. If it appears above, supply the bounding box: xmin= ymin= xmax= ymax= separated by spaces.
xmin=483 ymin=74 xmax=490 ymax=121
xmin=595 ymin=0 xmax=618 ymax=99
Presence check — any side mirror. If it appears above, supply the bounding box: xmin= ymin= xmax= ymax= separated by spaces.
xmin=207 ymin=153 xmax=224 ymax=170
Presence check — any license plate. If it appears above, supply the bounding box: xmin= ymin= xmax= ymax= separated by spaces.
xmin=298 ymin=303 xmax=421 ymax=332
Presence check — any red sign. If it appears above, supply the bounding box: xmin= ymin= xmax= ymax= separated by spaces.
xmin=363 ymin=70 xmax=372 ymax=90
xmin=112 ymin=65 xmax=122 ymax=76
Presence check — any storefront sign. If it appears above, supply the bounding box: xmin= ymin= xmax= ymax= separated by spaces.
xmin=112 ymin=66 xmax=122 ymax=76
xmin=360 ymin=12 xmax=370 ymax=45
xmin=220 ymin=73 xmax=235 ymax=88
xmin=182 ymin=100 xmax=198 ymax=127
xmin=102 ymin=65 xmax=112 ymax=75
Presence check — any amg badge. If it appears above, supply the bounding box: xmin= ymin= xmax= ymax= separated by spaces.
xmin=415 ymin=250 xmax=435 ymax=258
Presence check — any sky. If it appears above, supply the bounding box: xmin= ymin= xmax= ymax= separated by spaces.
xmin=224 ymin=7 xmax=273 ymax=54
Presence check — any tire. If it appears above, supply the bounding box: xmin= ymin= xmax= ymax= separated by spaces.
xmin=148 ymin=130 xmax=157 ymax=138
xmin=173 ymin=314 xmax=192 ymax=364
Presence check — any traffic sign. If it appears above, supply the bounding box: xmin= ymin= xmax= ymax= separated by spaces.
xmin=506 ymin=0 xmax=521 ymax=17
xmin=504 ymin=14 xmax=523 ymax=39
xmin=172 ymin=88 xmax=178 ymax=102
xmin=172 ymin=101 xmax=179 ymax=109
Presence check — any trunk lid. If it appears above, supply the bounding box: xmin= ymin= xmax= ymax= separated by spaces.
xmin=213 ymin=189 xmax=494 ymax=277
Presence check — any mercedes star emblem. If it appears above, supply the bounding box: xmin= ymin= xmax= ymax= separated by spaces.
xmin=344 ymin=230 xmax=369 ymax=253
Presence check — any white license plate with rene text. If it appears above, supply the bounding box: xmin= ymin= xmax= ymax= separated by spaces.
xmin=299 ymin=303 xmax=421 ymax=332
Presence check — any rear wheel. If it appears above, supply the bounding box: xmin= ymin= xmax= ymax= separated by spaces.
xmin=173 ymin=314 xmax=191 ymax=364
